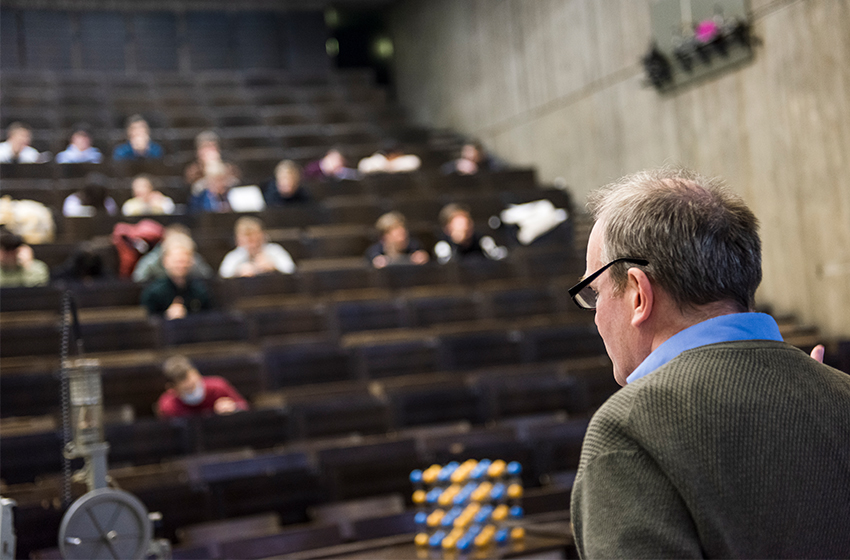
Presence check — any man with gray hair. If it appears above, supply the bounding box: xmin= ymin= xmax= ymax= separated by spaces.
xmin=568 ymin=167 xmax=850 ymax=558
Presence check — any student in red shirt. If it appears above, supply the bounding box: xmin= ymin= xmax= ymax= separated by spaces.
xmin=156 ymin=355 xmax=248 ymax=418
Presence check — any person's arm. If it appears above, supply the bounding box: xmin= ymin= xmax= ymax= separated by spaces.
xmin=156 ymin=392 xmax=186 ymax=418
xmin=105 ymin=197 xmax=119 ymax=216
xmin=55 ymin=148 xmax=71 ymax=164
xmin=365 ymin=242 xmax=387 ymax=268
xmin=122 ymin=198 xmax=138 ymax=216
xmin=140 ymin=282 xmax=171 ymax=315
xmin=132 ymin=250 xmax=160 ymax=282
xmin=159 ymin=195 xmax=175 ymax=215
xmin=21 ymin=257 xmax=50 ymax=287
xmin=113 ymin=143 xmax=132 ymax=161
xmin=20 ymin=146 xmax=42 ymax=163
xmin=0 ymin=143 xmax=13 ymax=163
xmin=211 ymin=378 xmax=249 ymax=414
xmin=148 ymin=142 xmax=164 ymax=159
xmin=571 ymin=447 xmax=703 ymax=559
xmin=218 ymin=248 xmax=244 ymax=278
xmin=264 ymin=244 xmax=296 ymax=274
xmin=190 ymin=279 xmax=213 ymax=311
xmin=221 ymin=379 xmax=248 ymax=410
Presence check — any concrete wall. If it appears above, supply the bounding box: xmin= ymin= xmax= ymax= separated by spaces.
xmin=389 ymin=0 xmax=850 ymax=337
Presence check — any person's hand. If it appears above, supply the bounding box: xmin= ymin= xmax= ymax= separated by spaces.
xmin=372 ymin=255 xmax=388 ymax=269
xmin=165 ymin=297 xmax=187 ymax=320
xmin=252 ymin=252 xmax=275 ymax=274
xmin=17 ymin=244 xmax=34 ymax=268
xmin=214 ymin=397 xmax=238 ymax=415
xmin=149 ymin=190 xmax=166 ymax=205
xmin=236 ymin=262 xmax=257 ymax=277
xmin=410 ymin=250 xmax=430 ymax=265
xmin=456 ymin=159 xmax=478 ymax=175
xmin=810 ymin=344 xmax=825 ymax=363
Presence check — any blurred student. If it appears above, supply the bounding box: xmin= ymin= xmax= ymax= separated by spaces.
xmin=63 ymin=172 xmax=118 ymax=217
xmin=133 ymin=224 xmax=214 ymax=282
xmin=122 ymin=174 xmax=175 ymax=216
xmin=183 ymin=130 xmax=240 ymax=187
xmin=56 ymin=124 xmax=103 ymax=164
xmin=189 ymin=161 xmax=235 ymax=213
xmin=441 ymin=140 xmax=503 ymax=175
xmin=0 ymin=230 xmax=49 ymax=287
xmin=365 ymin=211 xmax=429 ymax=269
xmin=303 ymin=148 xmax=359 ymax=181
xmin=263 ymin=160 xmax=311 ymax=206
xmin=0 ymin=122 xmax=49 ymax=163
xmin=219 ymin=217 xmax=295 ymax=278
xmin=112 ymin=115 xmax=163 ymax=161
xmin=140 ymin=237 xmax=212 ymax=319
xmin=157 ymin=355 xmax=248 ymax=418
xmin=434 ymin=203 xmax=507 ymax=264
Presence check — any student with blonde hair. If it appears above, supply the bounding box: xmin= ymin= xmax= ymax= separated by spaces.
xmin=219 ymin=217 xmax=295 ymax=278
xmin=365 ymin=211 xmax=429 ymax=269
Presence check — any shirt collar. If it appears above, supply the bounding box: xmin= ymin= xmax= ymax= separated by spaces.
xmin=626 ymin=312 xmax=784 ymax=384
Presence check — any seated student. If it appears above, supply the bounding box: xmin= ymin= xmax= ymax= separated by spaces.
xmin=303 ymin=148 xmax=359 ymax=181
xmin=55 ymin=124 xmax=103 ymax=164
xmin=358 ymin=141 xmax=421 ymax=174
xmin=440 ymin=140 xmax=503 ymax=175
xmin=189 ymin=161 xmax=235 ymax=213
xmin=219 ymin=217 xmax=295 ymax=278
xmin=133 ymin=224 xmax=214 ymax=282
xmin=63 ymin=172 xmax=119 ymax=217
xmin=112 ymin=115 xmax=164 ymax=161
xmin=183 ymin=130 xmax=240 ymax=187
xmin=122 ymin=174 xmax=175 ymax=216
xmin=433 ymin=203 xmax=507 ymax=264
xmin=140 ymin=237 xmax=212 ymax=319
xmin=0 ymin=230 xmax=49 ymax=287
xmin=365 ymin=211 xmax=430 ymax=269
xmin=156 ymin=355 xmax=248 ymax=418
xmin=262 ymin=160 xmax=311 ymax=207
xmin=0 ymin=122 xmax=49 ymax=163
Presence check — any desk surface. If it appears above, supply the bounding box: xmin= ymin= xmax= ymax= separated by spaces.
xmin=282 ymin=516 xmax=574 ymax=560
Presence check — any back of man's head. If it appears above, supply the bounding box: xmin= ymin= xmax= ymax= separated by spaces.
xmin=588 ymin=167 xmax=761 ymax=312
xmin=162 ymin=355 xmax=195 ymax=386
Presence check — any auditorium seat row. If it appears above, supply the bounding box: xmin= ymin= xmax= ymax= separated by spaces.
xmin=1 ymin=68 xmax=397 ymax=140
xmin=4 ymin=410 xmax=591 ymax=556
xmin=0 ymin=166 xmax=543 ymax=207
xmin=1 ymin=364 xmax=605 ymax=482
xmin=0 ymin=310 xmax=607 ymax=414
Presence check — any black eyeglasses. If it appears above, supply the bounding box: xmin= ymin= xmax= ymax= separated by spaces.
xmin=568 ymin=257 xmax=649 ymax=310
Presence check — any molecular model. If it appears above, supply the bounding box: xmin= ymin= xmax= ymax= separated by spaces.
xmin=411 ymin=459 xmax=525 ymax=556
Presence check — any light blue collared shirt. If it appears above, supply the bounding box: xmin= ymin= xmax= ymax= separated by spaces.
xmin=626 ymin=312 xmax=784 ymax=384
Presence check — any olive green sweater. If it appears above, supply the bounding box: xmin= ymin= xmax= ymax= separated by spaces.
xmin=571 ymin=340 xmax=850 ymax=558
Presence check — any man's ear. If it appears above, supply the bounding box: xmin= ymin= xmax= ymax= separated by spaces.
xmin=627 ymin=267 xmax=654 ymax=327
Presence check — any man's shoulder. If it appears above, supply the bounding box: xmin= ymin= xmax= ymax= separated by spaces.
xmin=663 ymin=339 xmax=842 ymax=384
xmin=582 ymin=385 xmax=642 ymax=458
xmin=148 ymin=142 xmax=164 ymax=157
xmin=28 ymin=259 xmax=50 ymax=277
xmin=156 ymin=390 xmax=184 ymax=417
xmin=112 ymin=143 xmax=132 ymax=158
